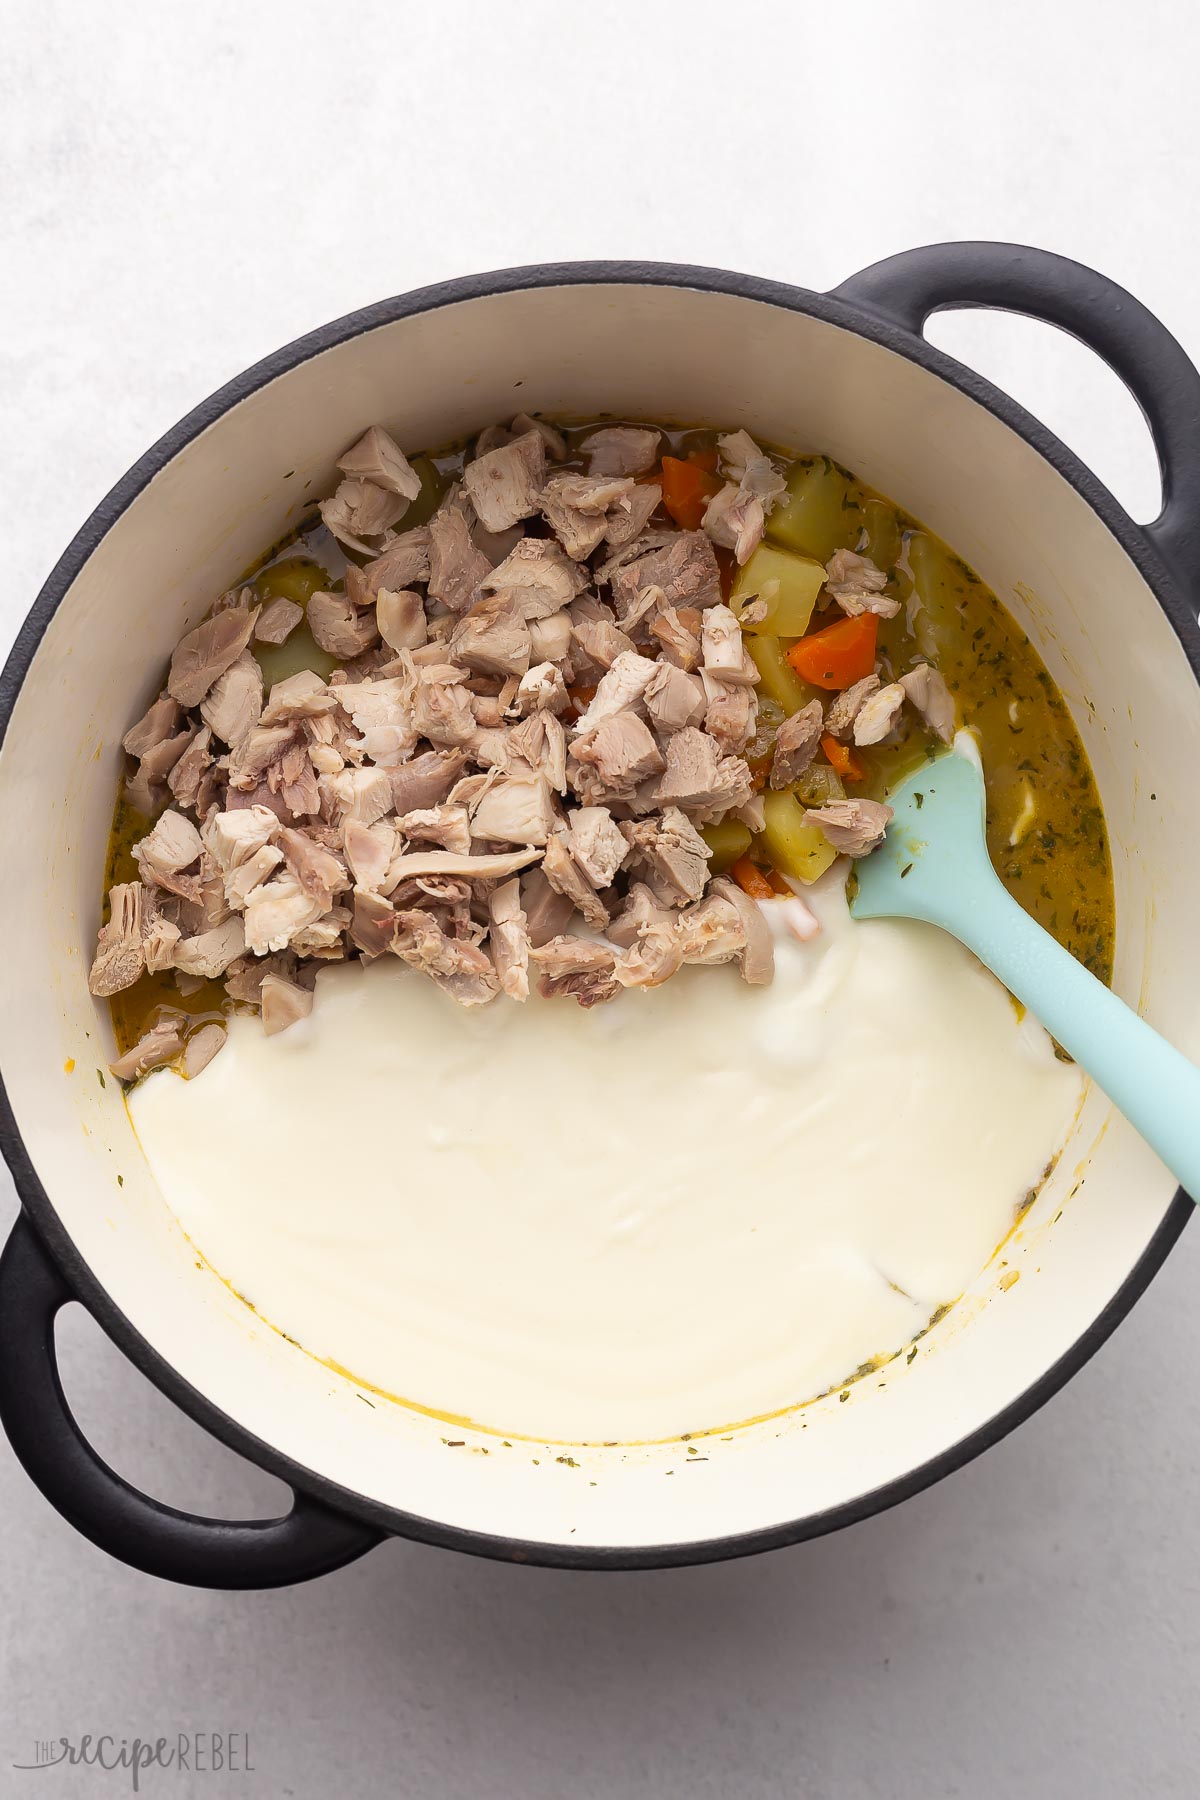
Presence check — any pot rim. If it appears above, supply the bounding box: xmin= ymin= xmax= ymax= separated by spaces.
xmin=1 ymin=258 xmax=1194 ymax=1572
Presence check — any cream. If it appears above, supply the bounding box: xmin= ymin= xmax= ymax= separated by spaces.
xmin=129 ymin=871 xmax=1081 ymax=1443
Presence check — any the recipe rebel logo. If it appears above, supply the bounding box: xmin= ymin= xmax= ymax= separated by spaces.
xmin=12 ymin=1733 xmax=254 ymax=1790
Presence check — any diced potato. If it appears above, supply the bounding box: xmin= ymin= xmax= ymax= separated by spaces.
xmin=744 ymin=634 xmax=818 ymax=715
xmin=760 ymin=790 xmax=839 ymax=885
xmin=700 ymin=817 xmax=753 ymax=873
xmin=256 ymin=557 xmax=329 ymax=607
xmin=731 ymin=545 xmax=825 ymax=637
xmin=862 ymin=499 xmax=901 ymax=575
xmin=766 ymin=457 xmax=862 ymax=564
xmin=906 ymin=530 xmax=973 ymax=654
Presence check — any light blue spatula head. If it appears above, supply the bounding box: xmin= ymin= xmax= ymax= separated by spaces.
xmin=849 ymin=740 xmax=1200 ymax=1202
xmin=850 ymin=746 xmax=987 ymax=936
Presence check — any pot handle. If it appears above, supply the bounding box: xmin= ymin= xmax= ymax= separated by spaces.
xmin=833 ymin=240 xmax=1200 ymax=598
xmin=0 ymin=1213 xmax=381 ymax=1588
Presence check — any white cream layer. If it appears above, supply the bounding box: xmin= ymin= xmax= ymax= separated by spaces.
xmin=129 ymin=871 xmax=1081 ymax=1442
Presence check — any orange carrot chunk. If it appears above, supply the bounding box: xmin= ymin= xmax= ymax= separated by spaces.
xmin=660 ymin=455 xmax=721 ymax=530
xmin=730 ymin=856 xmax=776 ymax=900
xmin=820 ymin=732 xmax=867 ymax=781
xmin=787 ymin=613 xmax=878 ymax=689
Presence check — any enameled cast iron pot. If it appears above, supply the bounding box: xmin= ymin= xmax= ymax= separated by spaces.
xmin=1 ymin=242 xmax=1198 ymax=1590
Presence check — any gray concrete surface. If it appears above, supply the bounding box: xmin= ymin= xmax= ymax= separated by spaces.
xmin=2 ymin=2 xmax=1198 ymax=1794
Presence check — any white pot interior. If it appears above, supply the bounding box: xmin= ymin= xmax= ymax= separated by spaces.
xmin=1 ymin=279 xmax=1195 ymax=1553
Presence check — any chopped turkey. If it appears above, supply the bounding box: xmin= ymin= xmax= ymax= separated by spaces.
xmin=650 ymin=606 xmax=703 ymax=671
xmin=168 ymin=604 xmax=260 ymax=709
xmin=343 ymin=817 xmax=398 ymax=892
xmin=609 ymin=530 xmax=723 ymax=618
xmin=388 ymin=748 xmax=467 ymax=815
xmin=770 ymin=699 xmax=824 ymax=787
xmin=255 ymin=598 xmax=303 ymax=645
xmin=307 ymin=591 xmax=379 ymax=659
xmin=319 ymin=478 xmax=408 ymax=554
xmin=674 ymin=891 xmax=746 ymax=966
xmin=384 ymin=846 xmax=541 ymax=886
xmin=399 ymin=803 xmax=472 ymax=857
xmin=701 ymin=605 xmax=753 ymax=681
xmin=336 ymin=425 xmax=422 ymax=501
xmin=173 ymin=915 xmax=247 ymax=978
xmin=900 ymin=662 xmax=956 ymax=741
xmin=541 ymin=832 xmax=609 ymax=931
xmin=573 ymin=711 xmax=665 ymax=798
xmin=605 ymin=481 xmax=663 ymax=548
xmin=133 ymin=809 xmax=203 ymax=888
xmin=470 ymin=767 xmax=558 ymax=846
xmin=89 ymin=883 xmax=150 ymax=996
xmin=350 ymin=526 xmax=432 ymax=603
xmin=321 ymin=765 xmax=395 ymax=827
xmin=411 ymin=664 xmax=476 ymax=746
xmin=261 ymin=972 xmax=315 ymax=1036
xmin=710 ymin=877 xmax=775 ymax=984
xmin=573 ymin=651 xmax=658 ymax=731
xmin=650 ymin=727 xmax=754 ymax=821
xmin=124 ymin=692 xmax=183 ymax=760
xmin=530 ymin=935 xmax=621 ymax=1006
xmin=201 ymin=651 xmax=263 ymax=746
xmin=182 ymin=1022 xmax=227 ymax=1078
xmin=514 ymin=661 xmax=568 ymax=717
xmin=335 ymin=678 xmax=419 ymax=767
xmin=508 ymin=710 xmax=567 ymax=792
xmin=702 ymin=671 xmax=758 ymax=755
xmin=243 ymin=872 xmax=324 ymax=954
xmin=479 ymin=537 xmax=586 ymax=618
xmin=261 ymin=670 xmax=337 ymax=724
xmin=702 ymin=483 xmax=766 ymax=565
xmin=463 ymin=429 xmax=546 ymax=531
xmin=125 ymin=719 xmax=197 ymax=818
xmin=427 ymin=490 xmax=492 ymax=612
xmin=572 ymin=615 xmax=637 ymax=672
xmin=609 ymin=882 xmax=682 ymax=989
xmin=567 ymin=806 xmax=628 ymax=888
xmin=540 ymin=472 xmax=636 ymax=560
xmin=511 ymin=412 xmax=568 ymax=461
xmin=644 ymin=661 xmax=706 ymax=734
xmin=805 ymin=797 xmax=894 ymax=856
xmin=488 ymin=878 xmax=530 ymax=1001
xmin=223 ymin=843 xmax=286 ymax=908
xmin=390 ymin=909 xmax=499 ymax=1007
xmin=620 ymin=807 xmax=711 ymax=907
xmin=520 ymin=866 xmax=576 ymax=946
xmin=825 ymin=549 xmax=900 ymax=619
xmin=582 ymin=426 xmax=660 ymax=477
xmin=377 ymin=588 xmax=428 ymax=652
xmin=449 ymin=592 xmax=532 ymax=678
xmin=109 ymin=1015 xmax=187 ymax=1081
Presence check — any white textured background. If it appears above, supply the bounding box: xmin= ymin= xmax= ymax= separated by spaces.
xmin=3 ymin=2 xmax=1199 ymax=1795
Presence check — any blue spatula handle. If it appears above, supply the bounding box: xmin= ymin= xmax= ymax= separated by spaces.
xmin=945 ymin=876 xmax=1200 ymax=1201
